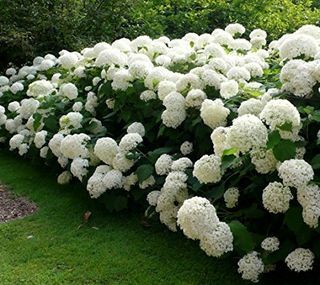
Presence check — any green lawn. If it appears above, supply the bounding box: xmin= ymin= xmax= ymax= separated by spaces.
xmin=0 ymin=152 xmax=318 ymax=285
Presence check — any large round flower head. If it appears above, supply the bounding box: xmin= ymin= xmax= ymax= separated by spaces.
xmin=162 ymin=91 xmax=185 ymax=111
xmin=34 ymin=130 xmax=48 ymax=149
xmin=57 ymin=171 xmax=72 ymax=185
xmin=94 ymin=137 xmax=119 ymax=165
xmin=95 ymin=48 xmax=127 ymax=67
xmin=210 ymin=127 xmax=230 ymax=157
xmin=161 ymin=109 xmax=186 ymax=129
xmin=227 ymin=114 xmax=268 ymax=153
xmin=59 ymin=52 xmax=78 ymax=69
xmin=128 ymin=60 xmax=153 ymax=79
xmin=238 ymin=98 xmax=264 ymax=117
xmin=157 ymin=80 xmax=177 ymax=101
xmin=48 ymin=133 xmax=64 ymax=157
xmin=262 ymin=182 xmax=293 ymax=214
xmin=156 ymin=171 xmax=189 ymax=231
xmin=260 ymin=99 xmax=300 ymax=137
xmin=127 ymin=122 xmax=145 ymax=137
xmin=144 ymin=66 xmax=171 ymax=90
xmin=199 ymin=222 xmax=233 ymax=257
xmin=59 ymin=112 xmax=83 ymax=130
xmin=261 ymin=237 xmax=280 ymax=252
xmin=279 ymin=34 xmax=319 ymax=60
xmin=250 ymin=148 xmax=277 ymax=174
xmin=60 ymin=83 xmax=78 ymax=100
xmin=185 ymin=89 xmax=207 ymax=108
xmin=27 ymin=80 xmax=54 ymax=97
xmin=285 ymin=248 xmax=314 ymax=272
xmin=297 ymin=184 xmax=320 ymax=228
xmin=220 ymin=80 xmax=239 ymax=99
xmin=70 ymin=158 xmax=89 ymax=181
xmin=237 ymin=251 xmax=264 ymax=283
xmin=112 ymin=151 xmax=135 ymax=172
xmin=225 ymin=23 xmax=245 ymax=36
xmin=200 ymin=99 xmax=230 ymax=129
xmin=140 ymin=90 xmax=157 ymax=101
xmin=60 ymin=134 xmax=90 ymax=160
xmin=102 ymin=169 xmax=123 ymax=190
xmin=280 ymin=59 xmax=316 ymax=97
xmin=176 ymin=73 xmax=203 ymax=93
xmin=278 ymin=159 xmax=314 ymax=188
xmin=154 ymin=153 xmax=172 ymax=175
xmin=223 ymin=187 xmax=239 ymax=208
xmin=226 ymin=66 xmax=251 ymax=81
xmin=18 ymin=98 xmax=40 ymax=119
xmin=147 ymin=190 xmax=161 ymax=206
xmin=171 ymin=157 xmax=193 ymax=172
xmin=193 ymin=154 xmax=222 ymax=184
xmin=119 ymin=133 xmax=143 ymax=153
xmin=177 ymin=197 xmax=219 ymax=240
xmin=10 ymin=82 xmax=24 ymax=94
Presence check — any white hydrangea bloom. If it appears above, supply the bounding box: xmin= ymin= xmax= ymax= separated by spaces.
xmin=227 ymin=114 xmax=268 ymax=153
xmin=193 ymin=154 xmax=222 ymax=184
xmin=177 ymin=197 xmax=219 ymax=240
xmin=147 ymin=190 xmax=161 ymax=206
xmin=48 ymin=133 xmax=64 ymax=157
xmin=155 ymin=154 xmax=173 ymax=175
xmin=102 ymin=169 xmax=123 ymax=189
xmin=10 ymin=82 xmax=24 ymax=94
xmin=8 ymin=101 xmax=20 ymax=112
xmin=119 ymin=133 xmax=143 ymax=152
xmin=72 ymin=102 xmax=83 ymax=112
xmin=60 ymin=83 xmax=78 ymax=100
xmin=122 ymin=173 xmax=138 ymax=191
xmin=220 ymin=80 xmax=239 ymax=99
xmin=57 ymin=171 xmax=72 ymax=184
xmin=285 ymin=248 xmax=314 ymax=272
xmin=238 ymin=98 xmax=264 ymax=117
xmin=261 ymin=237 xmax=280 ymax=252
xmin=278 ymin=159 xmax=314 ymax=188
xmin=59 ymin=112 xmax=83 ymax=130
xmin=18 ymin=143 xmax=29 ymax=156
xmin=238 ymin=251 xmax=264 ymax=283
xmin=70 ymin=158 xmax=89 ymax=181
xmin=112 ymin=152 xmax=134 ymax=172
xmin=250 ymin=148 xmax=277 ymax=174
xmin=225 ymin=23 xmax=245 ymax=36
xmin=86 ymin=165 xmax=111 ymax=199
xmin=34 ymin=130 xmax=48 ymax=149
xmin=262 ymin=182 xmax=293 ymax=213
xmin=158 ymin=80 xmax=177 ymax=101
xmin=199 ymin=222 xmax=233 ymax=257
xmin=59 ymin=52 xmax=79 ymax=69
xmin=279 ymin=35 xmax=319 ymax=60
xmin=94 ymin=137 xmax=119 ymax=165
xmin=60 ymin=134 xmax=90 ymax=159
xmin=185 ymin=89 xmax=207 ymax=108
xmin=140 ymin=90 xmax=157 ymax=101
xmin=223 ymin=187 xmax=239 ymax=208
xmin=9 ymin=134 xmax=24 ymax=150
xmin=260 ymin=99 xmax=300 ymax=137
xmin=19 ymin=98 xmax=40 ymax=119
xmin=127 ymin=122 xmax=145 ymax=137
xmin=210 ymin=127 xmax=230 ymax=157
xmin=200 ymin=99 xmax=230 ymax=129
xmin=171 ymin=157 xmax=193 ymax=172
xmin=40 ymin=146 xmax=49 ymax=158
xmin=27 ymin=80 xmax=54 ymax=97
xmin=161 ymin=109 xmax=187 ymax=128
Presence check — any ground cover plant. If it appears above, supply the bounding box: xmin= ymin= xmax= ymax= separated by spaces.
xmin=0 ymin=23 xmax=320 ymax=282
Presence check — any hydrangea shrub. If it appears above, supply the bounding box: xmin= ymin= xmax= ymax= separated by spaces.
xmin=1 ymin=23 xmax=320 ymax=282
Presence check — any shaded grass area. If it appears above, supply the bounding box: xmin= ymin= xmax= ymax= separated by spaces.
xmin=0 ymin=151 xmax=318 ymax=285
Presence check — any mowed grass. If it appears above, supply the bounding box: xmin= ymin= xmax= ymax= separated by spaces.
xmin=0 ymin=151 xmax=318 ymax=285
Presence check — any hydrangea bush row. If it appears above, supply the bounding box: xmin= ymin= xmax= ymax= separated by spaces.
xmin=1 ymin=23 xmax=320 ymax=282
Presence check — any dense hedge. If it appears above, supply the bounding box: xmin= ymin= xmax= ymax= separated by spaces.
xmin=1 ymin=23 xmax=320 ymax=282
xmin=1 ymin=0 xmax=319 ymax=70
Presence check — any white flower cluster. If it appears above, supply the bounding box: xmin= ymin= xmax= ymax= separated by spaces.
xmin=261 ymin=237 xmax=280 ymax=252
xmin=177 ymin=197 xmax=233 ymax=257
xmin=285 ymin=248 xmax=315 ymax=272
xmin=237 ymin=251 xmax=264 ymax=283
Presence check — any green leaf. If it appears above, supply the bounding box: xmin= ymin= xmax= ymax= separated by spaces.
xmin=33 ymin=113 xmax=42 ymax=131
xmin=272 ymin=140 xmax=296 ymax=162
xmin=135 ymin=164 xmax=154 ymax=183
xmin=229 ymin=220 xmax=256 ymax=253
xmin=284 ymin=206 xmax=313 ymax=245
xmin=222 ymin=148 xmax=238 ymax=156
xmin=311 ymin=154 xmax=320 ymax=170
xmin=266 ymin=130 xmax=281 ymax=149
xmin=221 ymin=154 xmax=237 ymax=171
xmin=44 ymin=115 xmax=59 ymax=132
xmin=277 ymin=121 xmax=292 ymax=131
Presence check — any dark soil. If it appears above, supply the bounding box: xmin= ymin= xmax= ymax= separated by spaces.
xmin=0 ymin=185 xmax=37 ymax=222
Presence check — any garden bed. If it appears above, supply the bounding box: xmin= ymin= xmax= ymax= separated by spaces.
xmin=0 ymin=185 xmax=37 ymax=222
